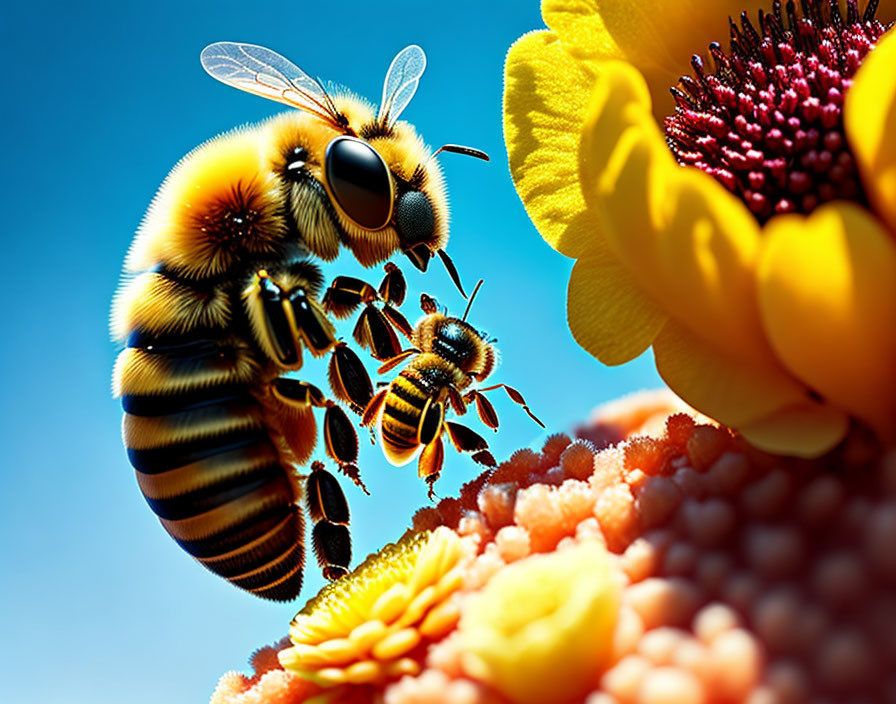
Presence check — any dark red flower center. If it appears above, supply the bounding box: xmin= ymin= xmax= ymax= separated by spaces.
xmin=665 ymin=0 xmax=888 ymax=222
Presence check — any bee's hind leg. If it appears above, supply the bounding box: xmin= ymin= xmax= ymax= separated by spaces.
xmin=444 ymin=421 xmax=497 ymax=468
xmin=418 ymin=436 xmax=445 ymax=501
xmin=323 ymin=401 xmax=368 ymax=495
xmin=306 ymin=461 xmax=352 ymax=581
xmin=327 ymin=341 xmax=374 ymax=415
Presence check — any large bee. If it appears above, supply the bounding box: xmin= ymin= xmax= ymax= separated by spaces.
xmin=360 ymin=282 xmax=544 ymax=497
xmin=111 ymin=42 xmax=486 ymax=600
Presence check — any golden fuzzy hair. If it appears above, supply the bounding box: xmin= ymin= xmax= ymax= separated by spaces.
xmin=112 ymin=340 xmax=259 ymax=397
xmin=411 ymin=316 xmax=492 ymax=382
xmin=126 ymin=126 xmax=287 ymax=280
xmin=111 ymin=272 xmax=232 ymax=342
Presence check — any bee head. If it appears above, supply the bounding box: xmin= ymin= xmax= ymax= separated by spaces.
xmin=321 ymin=132 xmax=447 ymax=283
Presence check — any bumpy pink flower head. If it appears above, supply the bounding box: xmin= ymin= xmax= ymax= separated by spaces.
xmin=212 ymin=391 xmax=896 ymax=703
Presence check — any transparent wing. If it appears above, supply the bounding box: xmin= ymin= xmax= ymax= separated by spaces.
xmin=200 ymin=42 xmax=344 ymax=128
xmin=377 ymin=45 xmax=426 ymax=126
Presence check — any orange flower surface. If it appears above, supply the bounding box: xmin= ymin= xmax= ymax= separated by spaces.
xmin=504 ymin=0 xmax=896 ymax=457
xmin=212 ymin=392 xmax=896 ymax=702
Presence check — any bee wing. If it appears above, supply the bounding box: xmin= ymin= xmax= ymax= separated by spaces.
xmin=201 ymin=42 xmax=345 ymax=128
xmin=377 ymin=44 xmax=426 ymax=127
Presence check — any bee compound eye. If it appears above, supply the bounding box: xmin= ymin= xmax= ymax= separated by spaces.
xmin=395 ymin=190 xmax=435 ymax=246
xmin=325 ymin=137 xmax=393 ymax=230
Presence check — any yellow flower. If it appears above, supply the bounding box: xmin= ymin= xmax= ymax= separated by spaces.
xmin=457 ymin=541 xmax=620 ymax=704
xmin=278 ymin=527 xmax=470 ymax=688
xmin=504 ymin=0 xmax=896 ymax=456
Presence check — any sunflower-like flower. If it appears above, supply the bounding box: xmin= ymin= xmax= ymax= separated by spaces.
xmin=504 ymin=0 xmax=896 ymax=456
xmin=457 ymin=540 xmax=620 ymax=704
xmin=277 ymin=526 xmax=471 ymax=690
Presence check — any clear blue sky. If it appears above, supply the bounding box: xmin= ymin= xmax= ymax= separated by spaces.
xmin=0 ymin=2 xmax=662 ymax=702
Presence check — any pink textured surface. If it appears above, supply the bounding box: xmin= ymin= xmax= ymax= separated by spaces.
xmin=213 ymin=396 xmax=896 ymax=703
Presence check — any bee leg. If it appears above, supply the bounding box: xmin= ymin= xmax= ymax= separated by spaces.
xmin=306 ymin=461 xmax=352 ymax=580
xmin=470 ymin=384 xmax=545 ymax=428
xmin=381 ymin=304 xmax=414 ymax=341
xmin=377 ymin=348 xmax=420 ymax=375
xmin=378 ymin=262 xmax=406 ymax=307
xmin=244 ymin=269 xmax=336 ymax=369
xmin=420 ymin=292 xmax=439 ymax=315
xmin=272 ymin=378 xmax=328 ymax=408
xmin=444 ymin=421 xmax=497 ymax=468
xmin=336 ymin=463 xmax=368 ymax=495
xmin=447 ymin=386 xmax=469 ymax=417
xmin=418 ymin=436 xmax=445 ymax=501
xmin=322 ymin=276 xmax=378 ymax=319
xmin=418 ymin=400 xmax=445 ymax=447
xmin=328 ymin=342 xmax=373 ymax=414
xmin=323 ymin=402 xmax=367 ymax=494
xmin=361 ymin=388 xmax=389 ymax=428
xmin=353 ymin=304 xmax=402 ymax=361
xmin=462 ymin=390 xmax=498 ymax=430
xmin=269 ymin=379 xmax=328 ymax=464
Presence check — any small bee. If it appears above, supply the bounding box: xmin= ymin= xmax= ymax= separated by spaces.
xmin=112 ymin=42 xmax=486 ymax=601
xmin=362 ymin=282 xmax=544 ymax=497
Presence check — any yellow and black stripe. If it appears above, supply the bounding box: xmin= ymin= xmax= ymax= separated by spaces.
xmin=380 ymin=359 xmax=452 ymax=466
xmin=115 ymin=322 xmax=306 ymax=601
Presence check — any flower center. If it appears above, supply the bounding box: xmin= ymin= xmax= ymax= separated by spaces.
xmin=665 ymin=0 xmax=887 ymax=222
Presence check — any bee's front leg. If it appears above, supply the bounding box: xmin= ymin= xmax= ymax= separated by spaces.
xmin=322 ymin=276 xmax=410 ymax=360
xmin=243 ymin=268 xmax=336 ymax=370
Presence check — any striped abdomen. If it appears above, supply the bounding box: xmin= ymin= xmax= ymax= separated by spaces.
xmin=380 ymin=355 xmax=460 ymax=466
xmin=114 ymin=326 xmax=306 ymax=601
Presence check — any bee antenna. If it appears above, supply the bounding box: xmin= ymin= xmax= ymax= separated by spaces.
xmin=436 ymin=249 xmax=467 ymax=298
xmin=431 ymin=144 xmax=490 ymax=162
xmin=462 ymin=280 xmax=484 ymax=322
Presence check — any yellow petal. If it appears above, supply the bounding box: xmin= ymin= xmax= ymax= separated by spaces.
xmin=758 ymin=203 xmax=896 ymax=438
xmin=434 ymin=567 xmax=464 ymax=599
xmin=348 ymin=620 xmax=388 ymax=654
xmin=737 ymin=405 xmax=852 ymax=456
xmin=370 ymin=628 xmax=422 ymax=661
xmin=567 ymin=248 xmax=667 ymax=366
xmin=846 ymin=26 xmax=896 ymax=234
xmin=419 ymin=599 xmax=461 ymax=639
xmin=458 ymin=541 xmax=619 ymax=704
xmin=653 ymin=319 xmax=848 ymax=456
xmin=581 ymin=61 xmax=773 ymax=368
xmin=369 ymin=583 xmax=411 ymax=624
xmin=278 ymin=644 xmax=319 ymax=670
xmin=316 ymin=638 xmax=361 ymax=666
xmin=653 ymin=321 xmax=847 ymax=457
xmin=343 ymin=660 xmax=381 ymax=685
xmin=504 ymin=30 xmax=600 ymax=259
xmin=541 ymin=0 xmax=624 ymax=63
xmin=542 ymin=0 xmax=768 ymax=119
xmin=384 ymin=658 xmax=421 ymax=679
xmin=312 ymin=668 xmax=347 ymax=686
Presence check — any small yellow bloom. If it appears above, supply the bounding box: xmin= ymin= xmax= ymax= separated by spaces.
xmin=457 ymin=541 xmax=620 ymax=704
xmin=279 ymin=527 xmax=470 ymax=687
xmin=505 ymin=0 xmax=896 ymax=456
